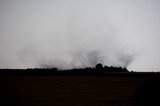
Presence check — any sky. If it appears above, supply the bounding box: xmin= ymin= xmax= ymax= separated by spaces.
xmin=0 ymin=0 xmax=160 ymax=71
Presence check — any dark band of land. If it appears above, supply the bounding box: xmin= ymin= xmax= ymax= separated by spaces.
xmin=0 ymin=63 xmax=160 ymax=106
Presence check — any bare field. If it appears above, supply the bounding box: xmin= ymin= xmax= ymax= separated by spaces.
xmin=0 ymin=75 xmax=154 ymax=105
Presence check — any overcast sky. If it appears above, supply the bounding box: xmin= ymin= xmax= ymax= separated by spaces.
xmin=0 ymin=0 xmax=160 ymax=71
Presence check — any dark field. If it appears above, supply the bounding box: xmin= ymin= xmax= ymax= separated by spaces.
xmin=0 ymin=73 xmax=160 ymax=106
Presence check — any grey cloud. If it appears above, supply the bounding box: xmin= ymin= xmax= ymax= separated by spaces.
xmin=0 ymin=0 xmax=160 ymax=71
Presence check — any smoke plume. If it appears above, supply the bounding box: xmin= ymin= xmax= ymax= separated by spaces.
xmin=0 ymin=0 xmax=160 ymax=71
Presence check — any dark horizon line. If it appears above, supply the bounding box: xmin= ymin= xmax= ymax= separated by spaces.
xmin=0 ymin=63 xmax=159 ymax=73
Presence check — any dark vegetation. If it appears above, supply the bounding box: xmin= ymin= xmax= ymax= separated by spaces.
xmin=0 ymin=63 xmax=129 ymax=75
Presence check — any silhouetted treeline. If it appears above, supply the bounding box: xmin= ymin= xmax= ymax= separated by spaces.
xmin=0 ymin=63 xmax=133 ymax=76
xmin=68 ymin=63 xmax=128 ymax=73
xmin=0 ymin=63 xmax=131 ymax=75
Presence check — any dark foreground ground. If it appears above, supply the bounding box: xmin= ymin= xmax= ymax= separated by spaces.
xmin=0 ymin=72 xmax=160 ymax=106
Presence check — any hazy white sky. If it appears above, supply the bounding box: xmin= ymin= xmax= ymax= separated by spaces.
xmin=0 ymin=0 xmax=160 ymax=71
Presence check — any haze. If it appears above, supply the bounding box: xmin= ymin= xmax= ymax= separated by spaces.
xmin=0 ymin=0 xmax=160 ymax=71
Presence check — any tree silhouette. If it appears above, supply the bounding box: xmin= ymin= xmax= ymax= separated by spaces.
xmin=95 ymin=63 xmax=103 ymax=70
